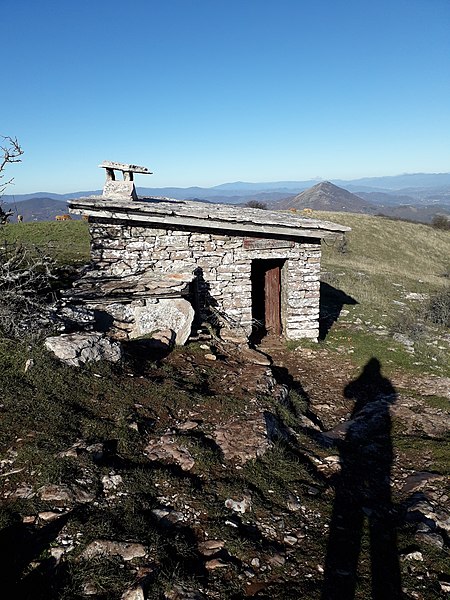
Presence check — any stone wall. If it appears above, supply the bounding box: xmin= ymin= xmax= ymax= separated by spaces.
xmin=89 ymin=221 xmax=321 ymax=340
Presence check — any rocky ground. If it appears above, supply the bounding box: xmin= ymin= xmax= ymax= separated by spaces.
xmin=0 ymin=334 xmax=449 ymax=599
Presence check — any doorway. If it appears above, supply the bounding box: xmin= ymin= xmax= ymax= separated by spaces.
xmin=251 ymin=259 xmax=285 ymax=343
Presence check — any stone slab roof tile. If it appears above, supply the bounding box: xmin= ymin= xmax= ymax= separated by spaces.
xmin=68 ymin=196 xmax=350 ymax=239
xmin=67 ymin=271 xmax=194 ymax=302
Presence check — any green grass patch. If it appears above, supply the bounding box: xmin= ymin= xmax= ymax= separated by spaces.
xmin=1 ymin=221 xmax=90 ymax=265
xmin=321 ymin=328 xmax=425 ymax=375
xmin=394 ymin=433 xmax=450 ymax=474
xmin=243 ymin=442 xmax=318 ymax=504
xmin=423 ymin=395 xmax=450 ymax=411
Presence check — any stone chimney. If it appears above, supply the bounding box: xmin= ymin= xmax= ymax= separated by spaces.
xmin=99 ymin=161 xmax=152 ymax=200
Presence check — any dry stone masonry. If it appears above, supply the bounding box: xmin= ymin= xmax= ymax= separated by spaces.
xmin=99 ymin=161 xmax=152 ymax=201
xmin=68 ymin=164 xmax=349 ymax=344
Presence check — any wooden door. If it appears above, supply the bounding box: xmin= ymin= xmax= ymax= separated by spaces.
xmin=264 ymin=264 xmax=281 ymax=335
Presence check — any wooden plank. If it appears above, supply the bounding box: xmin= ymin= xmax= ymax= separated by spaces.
xmin=265 ymin=265 xmax=281 ymax=335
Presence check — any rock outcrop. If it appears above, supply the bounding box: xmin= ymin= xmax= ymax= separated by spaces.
xmin=44 ymin=332 xmax=122 ymax=366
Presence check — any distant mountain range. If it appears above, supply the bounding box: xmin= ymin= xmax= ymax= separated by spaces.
xmin=269 ymin=181 xmax=450 ymax=223
xmin=2 ymin=172 xmax=450 ymax=223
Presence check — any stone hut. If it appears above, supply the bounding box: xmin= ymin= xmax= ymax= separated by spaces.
xmin=68 ymin=163 xmax=349 ymax=344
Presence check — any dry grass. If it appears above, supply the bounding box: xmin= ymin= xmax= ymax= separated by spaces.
xmin=317 ymin=210 xmax=450 ymax=324
xmin=317 ymin=211 xmax=450 ymax=288
xmin=306 ymin=211 xmax=450 ymax=376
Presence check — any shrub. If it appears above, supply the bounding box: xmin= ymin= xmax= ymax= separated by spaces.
xmin=335 ymin=234 xmax=349 ymax=254
xmin=424 ymin=289 xmax=450 ymax=327
xmin=431 ymin=214 xmax=450 ymax=231
xmin=390 ymin=310 xmax=426 ymax=341
xmin=244 ymin=200 xmax=267 ymax=210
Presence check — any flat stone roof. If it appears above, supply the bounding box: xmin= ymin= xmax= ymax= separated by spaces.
xmin=68 ymin=196 xmax=350 ymax=240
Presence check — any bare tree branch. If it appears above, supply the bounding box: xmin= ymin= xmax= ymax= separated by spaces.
xmin=0 ymin=208 xmax=13 ymax=225
xmin=0 ymin=136 xmax=23 ymax=172
xmin=0 ymin=135 xmax=24 ymax=223
xmin=0 ymin=242 xmax=58 ymax=339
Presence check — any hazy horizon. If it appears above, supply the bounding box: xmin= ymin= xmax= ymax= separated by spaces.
xmin=5 ymin=170 xmax=450 ymax=199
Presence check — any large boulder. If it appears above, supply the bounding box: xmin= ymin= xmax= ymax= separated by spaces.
xmin=44 ymin=332 xmax=122 ymax=366
xmin=97 ymin=298 xmax=195 ymax=345
xmin=130 ymin=298 xmax=194 ymax=344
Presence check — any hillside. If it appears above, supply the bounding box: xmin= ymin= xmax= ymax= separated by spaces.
xmin=1 ymin=221 xmax=89 ymax=265
xmin=272 ymin=183 xmax=450 ymax=223
xmin=376 ymin=203 xmax=450 ymax=224
xmin=356 ymin=190 xmax=420 ymax=206
xmin=273 ymin=181 xmax=377 ymax=213
xmin=6 ymin=197 xmax=70 ymax=222
xmin=318 ymin=210 xmax=450 ymax=289
xmin=352 ymin=192 xmax=450 ymax=223
xmin=0 ymin=218 xmax=449 ymax=598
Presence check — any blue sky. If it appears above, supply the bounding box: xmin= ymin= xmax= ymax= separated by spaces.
xmin=3 ymin=0 xmax=450 ymax=193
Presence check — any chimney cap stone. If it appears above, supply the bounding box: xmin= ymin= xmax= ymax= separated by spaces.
xmin=99 ymin=161 xmax=152 ymax=175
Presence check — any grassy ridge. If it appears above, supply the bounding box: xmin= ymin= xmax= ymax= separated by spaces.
xmin=1 ymin=221 xmax=90 ymax=265
xmin=307 ymin=212 xmax=450 ymax=377
xmin=318 ymin=211 xmax=450 ymax=288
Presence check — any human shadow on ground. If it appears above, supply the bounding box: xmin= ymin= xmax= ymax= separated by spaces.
xmin=0 ymin=512 xmax=71 ymax=598
xmin=319 ymin=282 xmax=358 ymax=340
xmin=271 ymin=365 xmax=326 ymax=431
xmin=321 ymin=358 xmax=402 ymax=600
